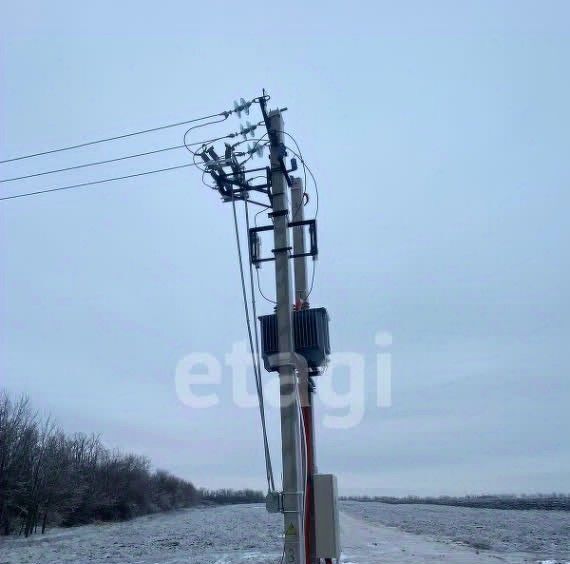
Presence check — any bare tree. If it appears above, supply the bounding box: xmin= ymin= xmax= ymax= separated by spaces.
xmin=0 ymin=390 xmax=199 ymax=536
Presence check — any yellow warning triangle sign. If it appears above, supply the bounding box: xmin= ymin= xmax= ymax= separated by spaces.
xmin=285 ymin=523 xmax=297 ymax=537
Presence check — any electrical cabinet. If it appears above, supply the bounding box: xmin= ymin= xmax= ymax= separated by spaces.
xmin=314 ymin=473 xmax=341 ymax=559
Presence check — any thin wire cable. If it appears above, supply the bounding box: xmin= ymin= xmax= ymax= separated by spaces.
xmin=0 ymin=134 xmax=231 ymax=184
xmin=229 ymin=133 xmax=318 ymax=303
xmin=235 ymin=133 xmax=268 ymax=168
xmin=189 ymin=136 xmax=235 ymax=175
xmin=232 ymin=133 xmax=266 ymax=152
xmin=306 ymin=260 xmax=317 ymax=300
xmin=0 ymin=162 xmax=199 ymax=201
xmin=256 ymin=269 xmax=276 ymax=305
xmin=0 ymin=111 xmax=230 ymax=164
xmin=286 ymin=145 xmax=319 ymax=220
xmin=281 ymin=132 xmax=320 ymax=300
xmin=254 ymin=205 xmax=268 ymax=228
xmin=276 ymin=129 xmax=319 ymax=220
xmin=297 ymin=383 xmax=308 ymax=548
xmin=278 ymin=131 xmax=308 ymax=218
xmin=201 ymin=169 xmax=217 ymax=191
xmin=252 ymin=206 xmax=277 ymax=304
xmin=183 ymin=115 xmax=230 ymax=157
xmin=244 ymin=175 xmax=267 ymax=194
xmin=283 ymin=140 xmax=320 ymax=299
xmin=229 ymin=190 xmax=275 ymax=492
xmin=244 ymin=199 xmax=276 ymax=492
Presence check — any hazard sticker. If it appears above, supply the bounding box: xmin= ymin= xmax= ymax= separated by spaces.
xmin=285 ymin=523 xmax=297 ymax=537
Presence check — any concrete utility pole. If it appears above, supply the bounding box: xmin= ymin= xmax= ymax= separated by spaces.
xmin=268 ymin=110 xmax=306 ymax=564
xmin=291 ymin=177 xmax=309 ymax=306
xmin=291 ymin=177 xmax=317 ymax=562
xmin=201 ymin=94 xmax=337 ymax=562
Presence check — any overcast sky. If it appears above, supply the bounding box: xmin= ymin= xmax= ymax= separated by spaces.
xmin=1 ymin=1 xmax=569 ymax=496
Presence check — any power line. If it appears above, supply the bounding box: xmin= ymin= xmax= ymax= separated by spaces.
xmin=0 ymin=162 xmax=199 ymax=201
xmin=0 ymin=111 xmax=231 ymax=164
xmin=230 ymin=190 xmax=275 ymax=493
xmin=278 ymin=130 xmax=319 ymax=220
xmin=252 ymin=206 xmax=277 ymax=305
xmin=284 ymin=143 xmax=320 ymax=299
xmin=255 ymin=269 xmax=276 ymax=304
xmin=244 ymin=199 xmax=275 ymax=492
xmin=287 ymin=144 xmax=319 ymax=220
xmin=0 ymin=134 xmax=232 ymax=184
xmin=182 ymin=115 xmax=231 ymax=157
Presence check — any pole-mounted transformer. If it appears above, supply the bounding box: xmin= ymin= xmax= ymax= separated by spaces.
xmin=258 ymin=307 xmax=331 ymax=373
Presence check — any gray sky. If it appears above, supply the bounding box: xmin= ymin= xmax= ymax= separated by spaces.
xmin=1 ymin=1 xmax=569 ymax=496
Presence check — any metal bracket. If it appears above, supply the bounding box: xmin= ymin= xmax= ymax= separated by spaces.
xmin=281 ymin=491 xmax=304 ymax=514
xmin=268 ymin=209 xmax=288 ymax=218
xmin=266 ymin=491 xmax=304 ymax=515
xmin=201 ymin=95 xmax=294 ymax=207
xmin=249 ymin=219 xmax=318 ymax=266
xmin=288 ymin=219 xmax=318 ymax=259
xmin=201 ymin=150 xmax=271 ymax=208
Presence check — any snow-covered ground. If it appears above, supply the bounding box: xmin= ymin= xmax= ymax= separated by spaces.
xmin=1 ymin=502 xmax=568 ymax=563
xmin=342 ymin=500 xmax=570 ymax=562
xmin=0 ymin=505 xmax=282 ymax=564
xmin=341 ymin=502 xmax=570 ymax=563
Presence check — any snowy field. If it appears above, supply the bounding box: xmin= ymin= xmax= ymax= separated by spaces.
xmin=342 ymin=501 xmax=570 ymax=563
xmin=1 ymin=502 xmax=569 ymax=563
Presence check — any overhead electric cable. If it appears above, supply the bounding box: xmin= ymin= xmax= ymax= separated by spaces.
xmin=255 ymin=269 xmax=276 ymax=305
xmin=244 ymin=199 xmax=275 ymax=492
xmin=0 ymin=110 xmax=231 ymax=164
xmin=183 ymin=115 xmax=230 ymax=157
xmin=286 ymin=144 xmax=319 ymax=219
xmin=278 ymin=130 xmax=317 ymax=219
xmin=252 ymin=206 xmax=277 ymax=305
xmin=281 ymin=134 xmax=320 ymax=299
xmin=0 ymin=162 xmax=198 ymax=201
xmin=0 ymin=134 xmax=231 ymax=184
xmin=306 ymin=261 xmax=317 ymax=300
xmin=230 ymin=190 xmax=275 ymax=492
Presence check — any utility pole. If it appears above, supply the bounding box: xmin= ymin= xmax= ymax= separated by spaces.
xmin=201 ymin=93 xmax=337 ymax=563
xmin=268 ymin=110 xmax=306 ymax=564
xmin=291 ymin=177 xmax=317 ymax=563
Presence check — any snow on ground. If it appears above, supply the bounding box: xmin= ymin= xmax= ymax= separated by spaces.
xmin=0 ymin=505 xmax=282 ymax=564
xmin=341 ymin=500 xmax=570 ymax=562
xmin=342 ymin=509 xmax=513 ymax=563
xmin=1 ymin=502 xmax=569 ymax=563
xmin=340 ymin=508 xmax=568 ymax=564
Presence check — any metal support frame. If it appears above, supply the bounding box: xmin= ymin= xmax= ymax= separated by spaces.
xmin=248 ymin=219 xmax=318 ymax=265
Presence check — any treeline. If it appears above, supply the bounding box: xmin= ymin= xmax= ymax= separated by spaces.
xmin=199 ymin=488 xmax=265 ymax=505
xmin=0 ymin=392 xmax=199 ymax=536
xmin=0 ymin=391 xmax=264 ymax=537
xmin=342 ymin=493 xmax=570 ymax=511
